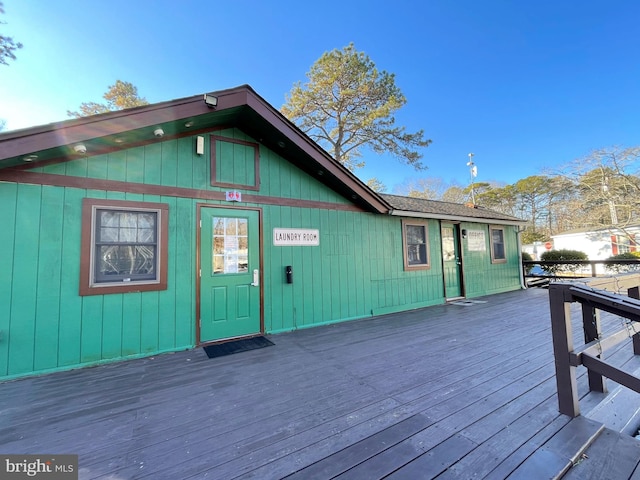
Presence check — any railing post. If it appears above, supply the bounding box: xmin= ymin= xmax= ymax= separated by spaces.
xmin=582 ymin=305 xmax=606 ymax=393
xmin=549 ymin=284 xmax=580 ymax=417
xmin=629 ymin=286 xmax=640 ymax=355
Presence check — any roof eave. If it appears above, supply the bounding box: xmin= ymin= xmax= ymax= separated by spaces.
xmin=389 ymin=209 xmax=527 ymax=226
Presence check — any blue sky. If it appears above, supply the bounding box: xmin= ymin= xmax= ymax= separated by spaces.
xmin=1 ymin=1 xmax=639 ymax=193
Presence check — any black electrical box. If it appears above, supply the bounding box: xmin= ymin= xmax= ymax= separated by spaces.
xmin=285 ymin=266 xmax=293 ymax=284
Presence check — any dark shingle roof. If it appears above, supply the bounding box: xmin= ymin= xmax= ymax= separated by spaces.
xmin=381 ymin=194 xmax=525 ymax=224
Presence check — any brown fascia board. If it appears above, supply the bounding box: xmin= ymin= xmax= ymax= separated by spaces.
xmin=0 ymin=84 xmax=390 ymax=214
xmin=0 ymin=86 xmax=247 ymax=160
xmin=241 ymin=88 xmax=390 ymax=214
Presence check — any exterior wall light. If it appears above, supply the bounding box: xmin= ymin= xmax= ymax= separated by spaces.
xmin=74 ymin=144 xmax=87 ymax=154
xmin=153 ymin=128 xmax=165 ymax=138
xmin=203 ymin=94 xmax=218 ymax=108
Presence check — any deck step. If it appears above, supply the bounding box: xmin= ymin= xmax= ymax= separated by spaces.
xmin=508 ymin=416 xmax=604 ymax=479
xmin=583 ymin=360 xmax=640 ymax=436
xmin=586 ymin=385 xmax=640 ymax=436
xmin=561 ymin=427 xmax=640 ymax=479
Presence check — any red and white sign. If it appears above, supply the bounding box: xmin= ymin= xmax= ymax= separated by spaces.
xmin=544 ymin=241 xmax=552 ymax=250
xmin=225 ymin=190 xmax=242 ymax=202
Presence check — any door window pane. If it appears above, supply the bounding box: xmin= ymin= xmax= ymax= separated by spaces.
xmin=212 ymin=216 xmax=249 ymax=274
xmin=442 ymin=227 xmax=455 ymax=261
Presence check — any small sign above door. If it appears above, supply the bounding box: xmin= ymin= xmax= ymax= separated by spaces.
xmin=225 ymin=190 xmax=242 ymax=202
xmin=467 ymin=230 xmax=486 ymax=251
xmin=273 ymin=228 xmax=320 ymax=246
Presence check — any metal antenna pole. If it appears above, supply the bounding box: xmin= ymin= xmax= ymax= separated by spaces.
xmin=467 ymin=153 xmax=476 ymax=205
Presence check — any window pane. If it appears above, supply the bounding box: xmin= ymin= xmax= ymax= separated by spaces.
xmin=213 ymin=236 xmax=225 ymax=255
xmin=238 ymin=218 xmax=248 ymax=235
xmin=119 ymin=227 xmax=137 ymax=242
xmin=213 ymin=255 xmax=224 ymax=274
xmin=407 ymin=225 xmax=426 ymax=245
xmin=491 ymin=228 xmax=506 ymax=261
xmin=213 ymin=218 xmax=225 ymax=235
xmin=97 ymin=245 xmax=156 ymax=278
xmin=94 ymin=208 xmax=159 ymax=284
xmin=100 ymin=211 xmax=119 ymax=227
xmin=100 ymin=227 xmax=119 ymax=242
xmin=237 ymin=255 xmax=248 ymax=273
xmin=120 ymin=212 xmax=138 ymax=228
xmin=98 ymin=211 xmax=157 ymax=244
xmin=238 ymin=237 xmax=248 ymax=254
xmin=225 ymin=255 xmax=239 ymax=273
xmin=137 ymin=227 xmax=155 ymax=243
xmin=212 ymin=216 xmax=250 ymax=274
xmin=408 ymin=244 xmax=427 ymax=265
xmin=442 ymin=227 xmax=455 ymax=261
xmin=405 ymin=223 xmax=428 ymax=267
xmin=225 ymin=218 xmax=237 ymax=235
xmin=138 ymin=213 xmax=155 ymax=229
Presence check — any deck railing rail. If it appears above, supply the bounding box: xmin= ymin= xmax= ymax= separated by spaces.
xmin=549 ymin=273 xmax=640 ymax=417
xmin=524 ymin=259 xmax=640 ymax=279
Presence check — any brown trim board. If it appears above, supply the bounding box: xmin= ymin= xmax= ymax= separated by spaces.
xmin=0 ymin=169 xmax=367 ymax=212
xmin=79 ymin=198 xmax=169 ymax=296
xmin=210 ymin=135 xmax=261 ymax=191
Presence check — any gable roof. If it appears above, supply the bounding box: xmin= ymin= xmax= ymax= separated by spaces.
xmin=0 ymin=85 xmax=390 ymax=214
xmin=382 ymin=194 xmax=526 ymax=226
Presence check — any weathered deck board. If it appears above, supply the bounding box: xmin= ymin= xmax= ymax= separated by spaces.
xmin=2 ymin=288 xmax=640 ymax=479
xmin=563 ymin=428 xmax=640 ymax=480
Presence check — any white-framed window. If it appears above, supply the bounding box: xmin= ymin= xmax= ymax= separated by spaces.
xmin=402 ymin=220 xmax=430 ymax=270
xmin=80 ymin=198 xmax=168 ymax=296
xmin=490 ymin=226 xmax=506 ymax=263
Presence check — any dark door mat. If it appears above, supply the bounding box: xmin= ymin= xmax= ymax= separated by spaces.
xmin=203 ymin=336 xmax=274 ymax=359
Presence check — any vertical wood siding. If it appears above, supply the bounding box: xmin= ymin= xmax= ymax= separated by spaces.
xmin=1 ymin=129 xmax=522 ymax=379
xmin=460 ymin=222 xmax=522 ymax=297
xmin=0 ymin=184 xmax=197 ymax=379
xmin=37 ymin=129 xmax=350 ymax=204
xmin=261 ymin=208 xmax=446 ymax=333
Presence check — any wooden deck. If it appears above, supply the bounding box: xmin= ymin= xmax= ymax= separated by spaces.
xmin=2 ymin=288 xmax=640 ymax=479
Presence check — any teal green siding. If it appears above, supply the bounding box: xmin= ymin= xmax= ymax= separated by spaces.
xmin=36 ymin=129 xmax=350 ymax=205
xmin=0 ymin=128 xmax=522 ymax=380
xmin=262 ymin=209 xmax=445 ymax=333
xmin=215 ymin=139 xmax=256 ymax=187
xmin=460 ymin=222 xmax=522 ymax=298
xmin=0 ymin=185 xmax=197 ymax=380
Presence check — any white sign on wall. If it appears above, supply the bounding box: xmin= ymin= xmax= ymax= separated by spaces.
xmin=467 ymin=230 xmax=486 ymax=252
xmin=273 ymin=228 xmax=320 ymax=246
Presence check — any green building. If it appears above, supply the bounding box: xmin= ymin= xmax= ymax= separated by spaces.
xmin=0 ymin=85 xmax=525 ymax=381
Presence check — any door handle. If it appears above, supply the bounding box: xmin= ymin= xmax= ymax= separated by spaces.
xmin=250 ymin=269 xmax=259 ymax=287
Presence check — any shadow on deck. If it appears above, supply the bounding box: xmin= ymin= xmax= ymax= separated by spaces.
xmin=2 ymin=288 xmax=640 ymax=479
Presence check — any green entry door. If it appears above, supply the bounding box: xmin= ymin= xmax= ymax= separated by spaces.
xmin=442 ymin=223 xmax=463 ymax=299
xmin=200 ymin=207 xmax=261 ymax=343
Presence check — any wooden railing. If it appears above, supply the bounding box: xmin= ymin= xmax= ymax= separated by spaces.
xmin=549 ymin=273 xmax=640 ymax=417
xmin=524 ymin=259 xmax=640 ymax=279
